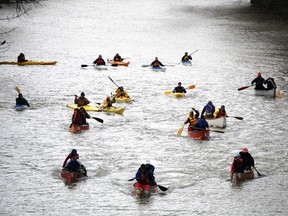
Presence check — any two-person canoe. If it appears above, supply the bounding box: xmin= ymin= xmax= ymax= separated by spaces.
xmin=0 ymin=60 xmax=57 ymax=65
xmin=231 ymin=170 xmax=254 ymax=182
xmin=108 ymin=60 xmax=130 ymax=67
xmin=67 ymin=104 xmax=125 ymax=115
xmin=187 ymin=127 xmax=210 ymax=140
xmin=206 ymin=117 xmax=227 ymax=128
xmin=115 ymin=96 xmax=134 ymax=103
xmin=254 ymin=89 xmax=276 ymax=98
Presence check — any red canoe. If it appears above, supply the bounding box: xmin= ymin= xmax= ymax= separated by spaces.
xmin=60 ymin=168 xmax=86 ymax=182
xmin=188 ymin=127 xmax=210 ymax=140
xmin=70 ymin=123 xmax=89 ymax=133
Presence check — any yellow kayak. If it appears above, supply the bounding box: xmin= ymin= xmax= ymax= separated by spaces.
xmin=66 ymin=104 xmax=125 ymax=114
xmin=172 ymin=92 xmax=185 ymax=98
xmin=0 ymin=60 xmax=57 ymax=65
xmin=108 ymin=60 xmax=130 ymax=66
xmin=115 ymin=96 xmax=134 ymax=103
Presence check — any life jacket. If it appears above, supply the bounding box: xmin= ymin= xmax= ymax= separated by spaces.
xmin=188 ymin=114 xmax=198 ymax=126
xmin=73 ymin=110 xmax=85 ymax=125
xmin=215 ymin=109 xmax=226 ymax=118
xmin=183 ymin=55 xmax=190 ymax=61
xmin=233 ymin=157 xmax=243 ymax=172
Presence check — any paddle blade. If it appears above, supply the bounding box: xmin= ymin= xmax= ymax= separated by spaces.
xmin=15 ymin=86 xmax=21 ymax=94
xmin=158 ymin=185 xmax=168 ymax=191
xmin=70 ymin=124 xmax=75 ymax=133
xmin=209 ymin=129 xmax=224 ymax=133
xmin=238 ymin=85 xmax=252 ymax=91
xmin=228 ymin=116 xmax=243 ymax=120
xmin=277 ymin=90 xmax=283 ymax=98
xmin=188 ymin=85 xmax=196 ymax=89
xmin=177 ymin=125 xmax=185 ymax=136
xmin=164 ymin=91 xmax=172 ymax=95
xmin=92 ymin=117 xmax=104 ymax=123
xmin=141 ymin=64 xmax=149 ymax=67
xmin=128 ymin=177 xmax=135 ymax=181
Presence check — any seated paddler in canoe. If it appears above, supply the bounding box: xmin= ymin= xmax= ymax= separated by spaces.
xmin=62 ymin=149 xmax=87 ymax=177
xmin=184 ymin=108 xmax=199 ymax=128
xmin=134 ymin=160 xmax=157 ymax=195
xmin=70 ymin=107 xmax=90 ymax=133
xmin=230 ymin=148 xmax=255 ymax=181
xmin=201 ymin=101 xmax=216 ymax=119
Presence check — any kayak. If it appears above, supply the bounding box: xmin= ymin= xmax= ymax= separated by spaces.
xmin=67 ymin=104 xmax=125 ymax=114
xmin=254 ymin=89 xmax=276 ymax=98
xmin=172 ymin=92 xmax=185 ymax=98
xmin=149 ymin=66 xmax=166 ymax=72
xmin=206 ymin=117 xmax=227 ymax=128
xmin=187 ymin=127 xmax=210 ymax=140
xmin=70 ymin=123 xmax=89 ymax=133
xmin=231 ymin=170 xmax=254 ymax=182
xmin=0 ymin=60 xmax=57 ymax=65
xmin=182 ymin=60 xmax=192 ymax=66
xmin=108 ymin=60 xmax=130 ymax=66
xmin=15 ymin=104 xmax=28 ymax=111
xmin=115 ymin=96 xmax=134 ymax=103
xmin=94 ymin=65 xmax=108 ymax=70
xmin=60 ymin=166 xmax=87 ymax=183
xmin=133 ymin=182 xmax=158 ymax=197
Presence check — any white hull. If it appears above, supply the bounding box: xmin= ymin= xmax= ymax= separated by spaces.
xmin=254 ymin=89 xmax=276 ymax=97
xmin=206 ymin=117 xmax=227 ymax=128
xmin=149 ymin=66 xmax=166 ymax=72
xmin=94 ymin=65 xmax=108 ymax=70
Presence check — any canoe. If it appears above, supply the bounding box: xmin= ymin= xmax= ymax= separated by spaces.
xmin=94 ymin=65 xmax=108 ymax=70
xmin=115 ymin=96 xmax=134 ymax=103
xmin=187 ymin=127 xmax=210 ymax=140
xmin=0 ymin=60 xmax=57 ymax=65
xmin=67 ymin=104 xmax=125 ymax=114
xmin=254 ymin=89 xmax=276 ymax=97
xmin=149 ymin=66 xmax=166 ymax=72
xmin=15 ymin=104 xmax=28 ymax=111
xmin=172 ymin=92 xmax=185 ymax=98
xmin=206 ymin=117 xmax=227 ymax=128
xmin=231 ymin=170 xmax=254 ymax=182
xmin=108 ymin=60 xmax=130 ymax=66
xmin=182 ymin=60 xmax=192 ymax=66
xmin=133 ymin=182 xmax=158 ymax=197
xmin=71 ymin=123 xmax=89 ymax=133
xmin=60 ymin=166 xmax=87 ymax=183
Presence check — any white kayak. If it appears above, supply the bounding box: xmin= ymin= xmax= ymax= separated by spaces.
xmin=149 ymin=66 xmax=166 ymax=72
xmin=206 ymin=117 xmax=227 ymax=128
xmin=182 ymin=60 xmax=192 ymax=66
xmin=94 ymin=65 xmax=108 ymax=70
xmin=254 ymin=89 xmax=276 ymax=98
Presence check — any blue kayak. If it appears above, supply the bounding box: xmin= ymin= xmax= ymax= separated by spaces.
xmin=15 ymin=104 xmax=28 ymax=111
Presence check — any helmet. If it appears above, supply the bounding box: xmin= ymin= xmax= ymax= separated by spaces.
xmin=185 ymin=52 xmax=188 ymax=55
xmin=145 ymin=159 xmax=150 ymax=165
xmin=242 ymin=148 xmax=248 ymax=153
xmin=235 ymin=153 xmax=241 ymax=158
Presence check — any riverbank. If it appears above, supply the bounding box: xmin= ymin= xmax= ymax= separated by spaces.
xmin=251 ymin=0 xmax=288 ymax=15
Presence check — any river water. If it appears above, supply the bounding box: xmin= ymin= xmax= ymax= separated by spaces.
xmin=0 ymin=0 xmax=287 ymax=215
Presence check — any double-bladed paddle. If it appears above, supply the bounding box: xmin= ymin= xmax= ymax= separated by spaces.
xmin=108 ymin=76 xmax=120 ymax=88
xmin=81 ymin=64 xmax=118 ymax=67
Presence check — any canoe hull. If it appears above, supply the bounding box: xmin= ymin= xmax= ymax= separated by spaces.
xmin=206 ymin=117 xmax=227 ymax=128
xmin=71 ymin=124 xmax=89 ymax=133
xmin=133 ymin=182 xmax=158 ymax=197
xmin=188 ymin=127 xmax=210 ymax=140
xmin=254 ymin=89 xmax=276 ymax=97
xmin=231 ymin=170 xmax=254 ymax=182
xmin=61 ymin=168 xmax=86 ymax=183
xmin=0 ymin=60 xmax=57 ymax=65
xmin=67 ymin=104 xmax=125 ymax=114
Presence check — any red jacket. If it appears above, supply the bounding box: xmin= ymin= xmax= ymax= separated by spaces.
xmin=62 ymin=153 xmax=79 ymax=167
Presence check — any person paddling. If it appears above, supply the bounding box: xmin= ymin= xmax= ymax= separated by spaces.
xmin=181 ymin=52 xmax=192 ymax=62
xmin=230 ymin=153 xmax=244 ymax=175
xmin=71 ymin=107 xmax=90 ymax=127
xmin=134 ymin=160 xmax=157 ymax=191
xmin=251 ymin=72 xmax=265 ymax=90
xmin=239 ymin=148 xmax=255 ymax=172
xmin=16 ymin=93 xmax=30 ymax=107
xmin=93 ymin=55 xmax=106 ymax=65
xmin=213 ymin=105 xmax=227 ymax=118
xmin=150 ymin=57 xmax=164 ymax=68
xmin=264 ymin=77 xmax=277 ymax=90
xmin=113 ymin=53 xmax=123 ymax=62
xmin=62 ymin=149 xmax=86 ymax=175
xmin=102 ymin=95 xmax=116 ymax=108
xmin=115 ymin=86 xmax=130 ymax=98
xmin=194 ymin=116 xmax=209 ymax=130
xmin=201 ymin=101 xmax=215 ymax=118
xmin=172 ymin=82 xmax=187 ymax=93
xmin=74 ymin=92 xmax=90 ymax=107
xmin=184 ymin=108 xmax=199 ymax=128
xmin=17 ymin=53 xmax=28 ymax=62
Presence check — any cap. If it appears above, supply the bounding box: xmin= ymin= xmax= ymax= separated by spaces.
xmin=145 ymin=159 xmax=150 ymax=164
xmin=242 ymin=148 xmax=248 ymax=153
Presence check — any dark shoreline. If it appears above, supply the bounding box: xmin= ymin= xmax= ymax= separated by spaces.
xmin=251 ymin=0 xmax=288 ymax=16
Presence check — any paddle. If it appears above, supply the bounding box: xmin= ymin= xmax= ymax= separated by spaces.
xmin=238 ymin=84 xmax=254 ymax=91
xmin=108 ymin=76 xmax=120 ymax=88
xmin=91 ymin=117 xmax=104 ymax=123
xmin=177 ymin=124 xmax=185 ymax=136
xmin=165 ymin=85 xmax=196 ymax=95
xmin=128 ymin=177 xmax=168 ymax=191
xmin=227 ymin=116 xmax=243 ymax=120
xmin=15 ymin=86 xmax=21 ymax=94
xmin=178 ymin=49 xmax=199 ymax=64
xmin=1 ymin=40 xmax=6 ymax=46
xmin=70 ymin=124 xmax=75 ymax=133
xmin=81 ymin=64 xmax=118 ymax=68
xmin=253 ymin=166 xmax=265 ymax=177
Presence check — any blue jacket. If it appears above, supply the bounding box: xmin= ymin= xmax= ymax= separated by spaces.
xmin=135 ymin=164 xmax=156 ymax=185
